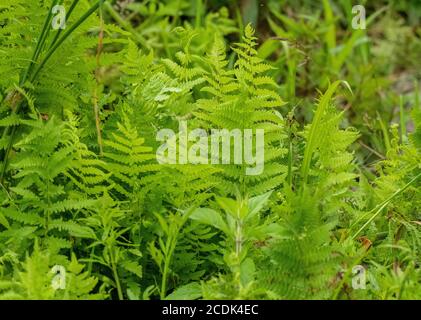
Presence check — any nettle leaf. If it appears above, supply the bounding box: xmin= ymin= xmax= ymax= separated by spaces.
xmin=0 ymin=213 xmax=10 ymax=229
xmin=215 ymin=197 xmax=238 ymax=218
xmin=190 ymin=208 xmax=229 ymax=234
xmin=164 ymin=282 xmax=202 ymax=300
xmin=247 ymin=190 xmax=272 ymax=219
xmin=121 ymin=260 xmax=142 ymax=278
xmin=240 ymin=258 xmax=256 ymax=286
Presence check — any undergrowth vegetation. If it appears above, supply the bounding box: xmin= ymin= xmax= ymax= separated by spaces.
xmin=0 ymin=0 xmax=420 ymax=300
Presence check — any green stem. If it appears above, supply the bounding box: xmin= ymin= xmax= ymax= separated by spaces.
xmin=235 ymin=220 xmax=243 ymax=258
xmin=161 ymin=231 xmax=179 ymax=300
xmin=161 ymin=238 xmax=173 ymax=299
xmin=195 ymin=0 xmax=202 ymax=29
xmin=31 ymin=0 xmax=105 ymax=82
xmin=399 ymin=96 xmax=406 ymax=143
xmin=377 ymin=112 xmax=391 ymax=154
xmin=0 ymin=126 xmax=17 ymax=183
xmin=160 ymin=210 xmax=193 ymax=299
xmin=103 ymin=1 xmax=148 ymax=48
xmin=2 ymin=0 xmax=59 ymax=146
xmin=287 ymin=134 xmax=293 ymax=187
xmin=301 ymin=80 xmax=352 ymax=186
xmin=45 ymin=179 xmax=51 ymax=236
xmin=49 ymin=0 xmax=80 ymax=49
xmin=1 ymin=0 xmax=104 ymax=183
xmin=110 ymin=248 xmax=124 ymax=300
xmin=22 ymin=0 xmax=60 ymax=86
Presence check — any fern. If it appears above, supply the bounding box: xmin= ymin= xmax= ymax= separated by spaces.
xmin=0 ymin=3 xmax=419 ymax=301
xmin=258 ymin=189 xmax=340 ymax=299
xmin=193 ymin=24 xmax=288 ymax=196
xmin=0 ymin=116 xmax=99 ymax=253
xmin=0 ymin=241 xmax=105 ymax=300
xmin=102 ymin=104 xmax=160 ymax=211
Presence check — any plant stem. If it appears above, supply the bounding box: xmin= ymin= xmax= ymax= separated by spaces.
xmin=399 ymin=95 xmax=406 ymax=143
xmin=1 ymin=0 xmax=104 ymax=183
xmin=103 ymin=1 xmax=149 ymax=48
xmin=301 ymin=80 xmax=352 ymax=186
xmin=0 ymin=126 xmax=16 ymax=183
xmin=160 ymin=210 xmax=192 ymax=299
xmin=31 ymin=0 xmax=105 ymax=82
xmin=195 ymin=0 xmax=202 ymax=29
xmin=110 ymin=248 xmax=124 ymax=300
xmin=22 ymin=0 xmax=60 ymax=86
xmin=93 ymin=3 xmax=104 ymax=156
xmin=49 ymin=0 xmax=80 ymax=49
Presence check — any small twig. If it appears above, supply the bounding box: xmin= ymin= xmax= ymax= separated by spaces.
xmin=358 ymin=141 xmax=386 ymax=160
xmin=103 ymin=1 xmax=149 ymax=49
